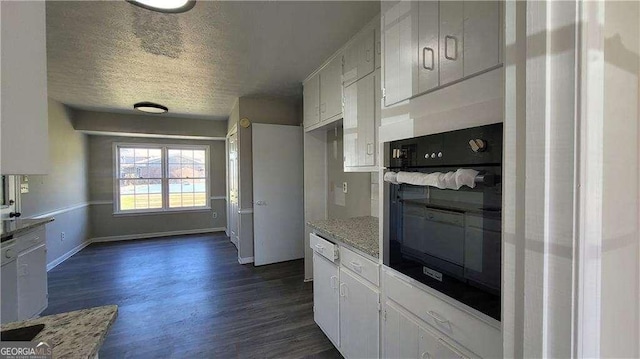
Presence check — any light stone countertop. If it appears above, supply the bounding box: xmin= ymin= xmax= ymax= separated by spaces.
xmin=1 ymin=217 xmax=55 ymax=241
xmin=1 ymin=305 xmax=118 ymax=359
xmin=307 ymin=216 xmax=379 ymax=259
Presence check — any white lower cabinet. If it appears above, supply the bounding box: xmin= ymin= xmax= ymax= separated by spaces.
xmin=313 ymin=252 xmax=340 ymax=346
xmin=339 ymin=268 xmax=380 ymax=359
xmin=1 ymin=257 xmax=18 ymax=324
xmin=382 ymin=269 xmax=502 ymax=359
xmin=384 ymin=300 xmax=470 ymax=359
xmin=16 ymin=243 xmax=47 ymax=320
xmin=311 ymin=234 xmax=381 ymax=358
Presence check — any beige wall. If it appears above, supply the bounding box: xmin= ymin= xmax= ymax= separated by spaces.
xmin=20 ymin=99 xmax=91 ymax=266
xmin=74 ymin=109 xmax=228 ymax=139
xmin=88 ymin=135 xmax=227 ymax=238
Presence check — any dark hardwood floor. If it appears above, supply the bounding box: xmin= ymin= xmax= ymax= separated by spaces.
xmin=43 ymin=233 xmax=342 ymax=359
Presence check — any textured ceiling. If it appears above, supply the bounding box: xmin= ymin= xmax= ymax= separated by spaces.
xmin=46 ymin=1 xmax=380 ymax=120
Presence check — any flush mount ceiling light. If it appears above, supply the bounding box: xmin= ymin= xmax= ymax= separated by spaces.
xmin=134 ymin=102 xmax=168 ymax=114
xmin=127 ymin=0 xmax=195 ymax=13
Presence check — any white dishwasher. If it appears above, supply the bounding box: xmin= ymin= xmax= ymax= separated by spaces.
xmin=1 ymin=238 xmax=18 ymax=323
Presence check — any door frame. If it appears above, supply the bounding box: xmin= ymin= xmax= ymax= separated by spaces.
xmin=226 ymin=124 xmax=238 ymax=239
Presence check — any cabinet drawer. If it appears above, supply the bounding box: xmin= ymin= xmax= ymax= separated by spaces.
xmin=16 ymin=227 xmax=45 ymax=253
xmin=382 ymin=269 xmax=501 ymax=358
xmin=310 ymin=233 xmax=338 ymax=263
xmin=340 ymin=246 xmax=379 ymax=286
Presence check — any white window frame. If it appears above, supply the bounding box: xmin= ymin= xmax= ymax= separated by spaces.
xmin=113 ymin=143 xmax=211 ymax=215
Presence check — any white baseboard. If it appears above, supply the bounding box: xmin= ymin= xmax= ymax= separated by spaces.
xmin=238 ymin=256 xmax=254 ymax=264
xmin=47 ymin=240 xmax=92 ymax=272
xmin=91 ymin=227 xmax=226 ymax=243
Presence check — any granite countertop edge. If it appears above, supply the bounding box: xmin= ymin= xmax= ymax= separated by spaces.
xmin=1 ymin=305 xmax=118 ymax=359
xmin=1 ymin=217 xmax=55 ymax=240
xmin=306 ymin=216 xmax=380 ymax=259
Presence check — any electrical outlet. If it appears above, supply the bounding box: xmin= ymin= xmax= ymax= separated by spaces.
xmin=60 ymin=232 xmax=65 ymax=241
xmin=212 ymin=212 xmax=218 ymax=219
xmin=343 ymin=182 xmax=348 ymax=193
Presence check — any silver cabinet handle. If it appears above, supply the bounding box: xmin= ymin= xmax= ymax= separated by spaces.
xmin=350 ymin=261 xmax=363 ymax=273
xmin=422 ymin=47 xmax=434 ymax=70
xmin=421 ymin=352 xmax=432 ymax=359
xmin=314 ymin=244 xmax=325 ymax=253
xmin=444 ymin=35 xmax=458 ymax=60
xmin=428 ymin=310 xmax=449 ymax=324
xmin=366 ymin=49 xmax=372 ymax=62
xmin=367 ymin=143 xmax=374 ymax=155
xmin=339 ymin=282 xmax=347 ymax=297
xmin=330 ymin=275 xmax=338 ymax=290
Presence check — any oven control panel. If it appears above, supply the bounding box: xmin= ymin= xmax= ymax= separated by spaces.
xmin=385 ymin=123 xmax=503 ymax=168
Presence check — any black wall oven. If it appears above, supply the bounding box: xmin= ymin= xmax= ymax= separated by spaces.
xmin=384 ymin=123 xmax=503 ymax=321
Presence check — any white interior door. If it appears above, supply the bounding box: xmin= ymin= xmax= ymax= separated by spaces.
xmin=227 ymin=132 xmax=239 ymax=247
xmin=252 ymin=123 xmax=304 ymax=266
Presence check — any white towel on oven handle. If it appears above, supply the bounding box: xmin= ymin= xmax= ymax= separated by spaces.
xmin=384 ymin=169 xmax=480 ymax=190
xmin=383 ymin=171 xmax=399 ymax=185
xmin=396 ymin=171 xmax=447 ymax=189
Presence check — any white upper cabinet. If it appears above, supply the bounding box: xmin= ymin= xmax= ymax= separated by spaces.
xmin=320 ymin=55 xmax=343 ymax=122
xmin=381 ymin=1 xmax=502 ymax=107
xmin=343 ymin=26 xmax=375 ymax=87
xmin=439 ymin=1 xmax=464 ymax=85
xmin=303 ymin=73 xmax=320 ymax=129
xmin=375 ymin=21 xmax=382 ymax=69
xmin=343 ymin=71 xmax=376 ymax=170
xmin=418 ymin=1 xmax=440 ymax=93
xmin=1 ymin=1 xmax=49 ymax=174
xmin=339 ymin=268 xmax=380 ymax=359
xmin=463 ymin=1 xmax=501 ymax=76
xmin=382 ymin=1 xmax=418 ymax=106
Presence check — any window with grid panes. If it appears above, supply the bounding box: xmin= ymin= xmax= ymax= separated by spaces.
xmin=115 ymin=144 xmax=209 ymax=213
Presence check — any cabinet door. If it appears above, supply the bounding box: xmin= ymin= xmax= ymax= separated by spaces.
xmin=383 ymin=301 xmax=420 ymax=358
xmin=303 ymin=73 xmax=320 ymax=128
xmin=463 ymin=1 xmax=501 ymax=76
xmin=343 ymin=80 xmax=359 ymax=168
xmin=418 ymin=1 xmax=440 ymax=93
xmin=439 ymin=1 xmax=464 ymax=85
xmin=343 ymin=72 xmax=375 ymax=169
xmin=357 ymin=72 xmax=376 ymax=167
xmin=374 ymin=68 xmax=382 ymax=166
xmin=0 ymin=1 xmax=49 ymax=174
xmin=319 ymin=55 xmax=343 ymax=122
xmin=344 ymin=27 xmax=375 ymax=87
xmin=1 ymin=262 xmax=18 ymax=323
xmin=419 ymin=326 xmax=468 ymax=359
xmin=313 ymin=253 xmax=340 ymax=346
xmin=383 ymin=1 xmax=418 ymax=106
xmin=17 ymin=244 xmax=47 ymax=319
xmin=375 ymin=22 xmax=382 ymax=70
xmin=340 ymin=268 xmax=380 ymax=359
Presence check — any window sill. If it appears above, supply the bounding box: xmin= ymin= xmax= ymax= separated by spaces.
xmin=113 ymin=207 xmax=212 ymax=217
